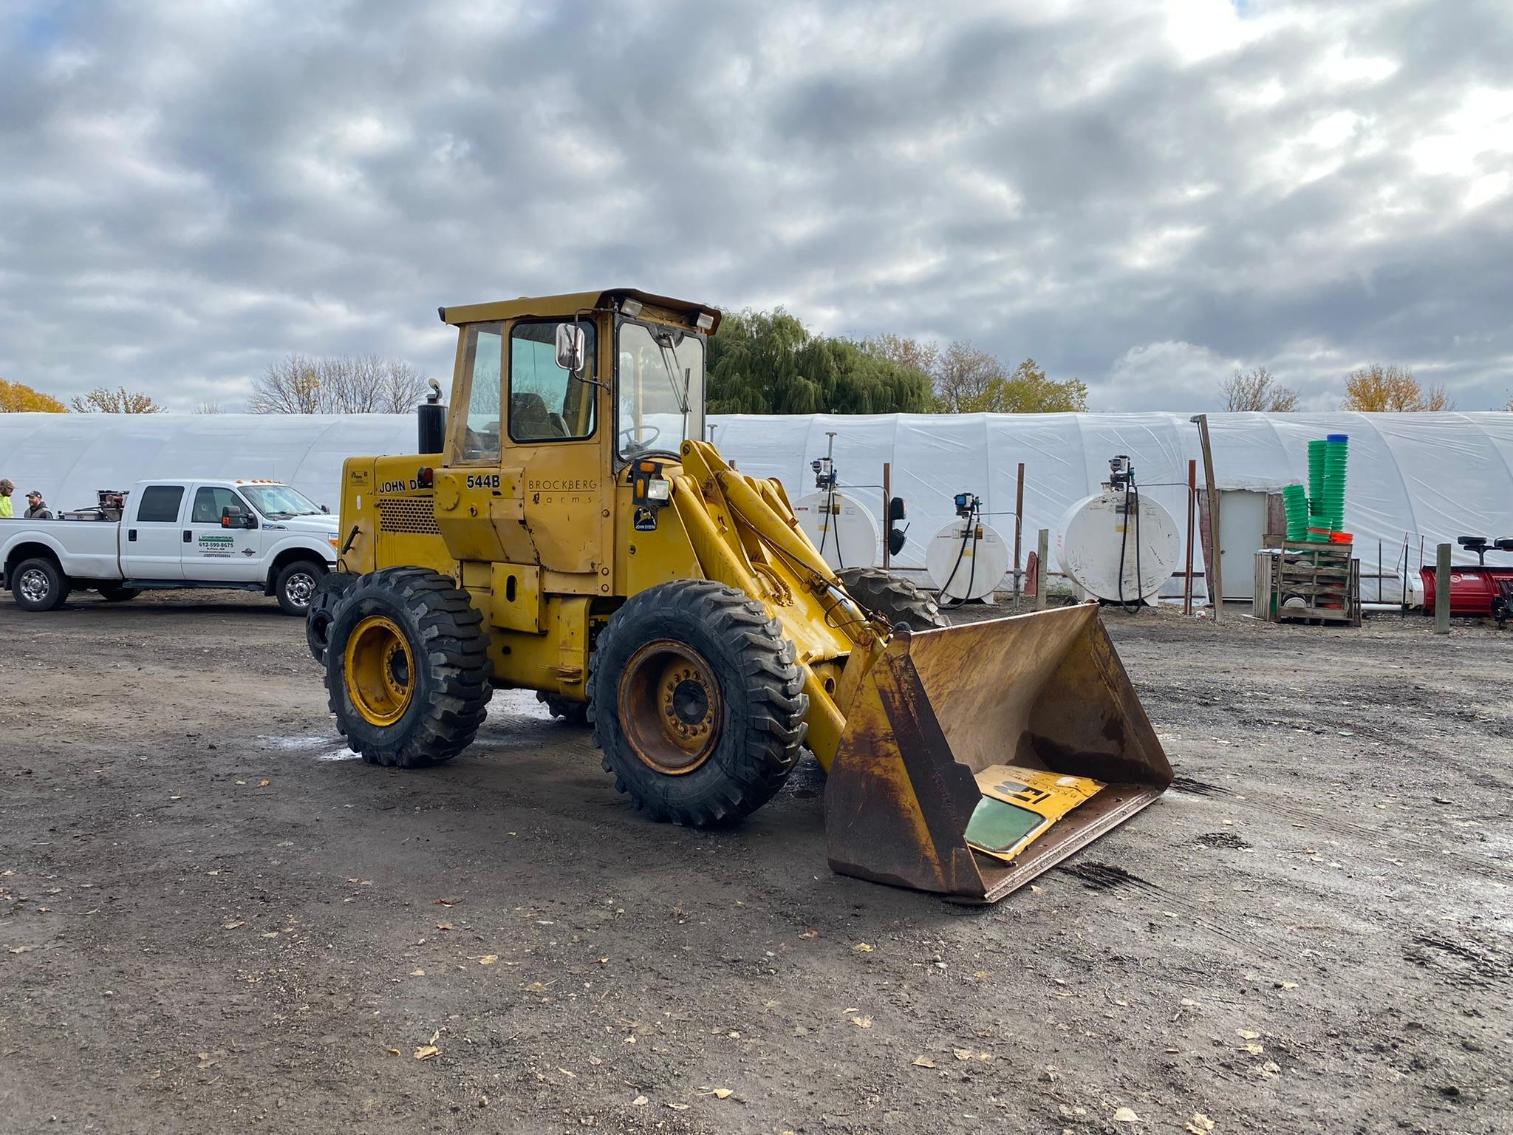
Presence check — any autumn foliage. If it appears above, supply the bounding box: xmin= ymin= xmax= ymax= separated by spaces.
xmin=0 ymin=378 xmax=68 ymax=413
xmin=1342 ymin=365 xmax=1452 ymax=412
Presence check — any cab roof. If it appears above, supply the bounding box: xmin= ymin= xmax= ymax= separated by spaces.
xmin=438 ymin=289 xmax=721 ymax=333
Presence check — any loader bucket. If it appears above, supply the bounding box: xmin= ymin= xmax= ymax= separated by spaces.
xmin=824 ymin=603 xmax=1171 ymax=903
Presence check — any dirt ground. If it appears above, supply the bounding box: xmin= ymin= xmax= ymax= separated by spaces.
xmin=0 ymin=591 xmax=1508 ymax=1135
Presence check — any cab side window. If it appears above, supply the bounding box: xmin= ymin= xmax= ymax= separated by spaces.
xmin=459 ymin=322 xmax=504 ymax=463
xmin=136 ymin=485 xmax=184 ymax=523
xmin=191 ymin=486 xmax=241 ymax=524
xmin=509 ymin=321 xmax=597 ymax=443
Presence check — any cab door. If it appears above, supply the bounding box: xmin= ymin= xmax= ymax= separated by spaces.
xmin=183 ymin=484 xmax=263 ymax=581
xmin=120 ymin=483 xmax=188 ymax=581
xmin=507 ymin=318 xmax=613 ymax=597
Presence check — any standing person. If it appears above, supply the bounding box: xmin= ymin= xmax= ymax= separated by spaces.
xmin=24 ymin=490 xmax=52 ymax=520
xmin=0 ymin=479 xmax=13 ymax=519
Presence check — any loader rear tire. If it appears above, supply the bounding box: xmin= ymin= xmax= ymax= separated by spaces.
xmin=324 ymin=567 xmax=492 ymax=769
xmin=837 ymin=567 xmax=947 ymax=630
xmin=590 ymin=580 xmax=808 ymax=827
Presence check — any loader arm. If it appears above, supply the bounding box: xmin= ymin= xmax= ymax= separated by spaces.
xmin=668 ymin=439 xmax=1172 ymax=902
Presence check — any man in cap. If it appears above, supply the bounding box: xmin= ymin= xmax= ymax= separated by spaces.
xmin=24 ymin=490 xmax=52 ymax=520
xmin=0 ymin=479 xmax=13 ymax=519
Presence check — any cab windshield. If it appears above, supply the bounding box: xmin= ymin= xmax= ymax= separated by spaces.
xmin=241 ymin=484 xmax=324 ymax=519
xmin=616 ymin=321 xmax=705 ymax=459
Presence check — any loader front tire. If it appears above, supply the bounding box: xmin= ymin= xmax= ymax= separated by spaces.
xmin=324 ymin=567 xmax=492 ymax=768
xmin=837 ymin=567 xmax=947 ymax=630
xmin=590 ymin=581 xmax=808 ymax=827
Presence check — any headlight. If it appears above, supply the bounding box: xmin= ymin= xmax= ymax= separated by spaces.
xmin=646 ymin=478 xmax=671 ymax=501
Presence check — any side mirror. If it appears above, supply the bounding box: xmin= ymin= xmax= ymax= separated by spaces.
xmin=222 ymin=505 xmax=257 ymax=530
xmin=320 ymin=503 xmax=330 ymax=514
xmin=555 ymin=323 xmax=587 ymax=374
xmin=888 ymin=496 xmax=906 ymax=522
xmin=888 ymin=526 xmax=907 ymax=556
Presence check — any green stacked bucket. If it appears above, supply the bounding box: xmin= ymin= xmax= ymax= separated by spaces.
xmin=1322 ymin=433 xmax=1348 ymax=531
xmin=1307 ymin=439 xmax=1327 ymax=514
xmin=1292 ymin=433 xmax=1350 ymax=543
xmin=1282 ymin=483 xmax=1309 ymax=541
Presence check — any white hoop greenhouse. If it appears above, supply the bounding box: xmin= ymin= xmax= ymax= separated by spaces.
xmin=3 ymin=410 xmax=1509 ymax=600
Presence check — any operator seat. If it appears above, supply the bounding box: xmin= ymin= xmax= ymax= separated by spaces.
xmin=510 ymin=392 xmax=566 ymax=440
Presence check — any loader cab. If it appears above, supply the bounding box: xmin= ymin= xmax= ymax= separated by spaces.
xmin=440 ymin=289 xmax=716 ymax=473
xmin=433 ymin=289 xmax=719 ymax=596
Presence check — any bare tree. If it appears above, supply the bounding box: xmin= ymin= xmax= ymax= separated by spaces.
xmin=250 ymin=354 xmax=429 ymax=414
xmin=1221 ymin=367 xmax=1298 ymax=412
xmin=933 ymin=341 xmax=1004 ymax=412
xmin=866 ymin=334 xmax=939 ymax=380
xmin=195 ymin=401 xmax=222 ymax=414
xmin=70 ymin=386 xmax=163 ymax=413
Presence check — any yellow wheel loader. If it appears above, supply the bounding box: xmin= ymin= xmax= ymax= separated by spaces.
xmin=310 ymin=289 xmax=1171 ymax=902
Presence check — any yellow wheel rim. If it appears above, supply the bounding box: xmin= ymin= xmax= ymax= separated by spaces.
xmin=344 ymin=614 xmax=415 ymax=727
xmin=618 ymin=640 xmax=722 ymax=775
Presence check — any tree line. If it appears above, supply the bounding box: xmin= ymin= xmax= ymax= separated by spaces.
xmin=1 ymin=323 xmax=1506 ymax=415
xmin=1221 ymin=364 xmax=1459 ymax=412
xmin=707 ymin=309 xmax=1087 ymax=414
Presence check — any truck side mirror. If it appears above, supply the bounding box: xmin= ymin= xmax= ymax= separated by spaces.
xmin=888 ymin=526 xmax=907 ymax=556
xmin=321 ymin=503 xmax=330 ymax=514
xmin=222 ymin=505 xmax=257 ymax=530
xmin=888 ymin=496 xmax=906 ymax=522
xmin=555 ymin=323 xmax=586 ymax=374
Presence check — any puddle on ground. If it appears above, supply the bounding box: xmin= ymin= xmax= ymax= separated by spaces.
xmin=259 ymin=734 xmax=362 ymax=761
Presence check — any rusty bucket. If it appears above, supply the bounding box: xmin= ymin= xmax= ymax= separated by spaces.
xmin=824 ymin=603 xmax=1171 ymax=903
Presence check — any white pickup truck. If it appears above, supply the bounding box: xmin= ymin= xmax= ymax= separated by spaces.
xmin=1 ymin=479 xmax=340 ymax=615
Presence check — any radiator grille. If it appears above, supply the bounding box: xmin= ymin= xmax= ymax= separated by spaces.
xmin=378 ymin=497 xmax=441 ymax=535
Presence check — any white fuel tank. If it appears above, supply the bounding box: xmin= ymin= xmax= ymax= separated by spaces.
xmin=793 ymin=491 xmax=879 ymax=570
xmin=1056 ymin=490 xmax=1180 ymax=603
xmin=925 ymin=520 xmax=1010 ymax=602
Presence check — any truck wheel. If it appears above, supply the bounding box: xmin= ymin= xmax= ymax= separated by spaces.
xmin=324 ymin=567 xmax=492 ymax=768
xmin=837 ymin=566 xmax=947 ymax=630
xmin=97 ymin=585 xmax=140 ymax=602
xmin=306 ymin=571 xmax=357 ymax=663
xmin=275 ymin=559 xmax=326 ymax=617
xmin=11 ymin=557 xmax=70 ymax=612
xmin=537 ymin=691 xmax=590 ymax=725
xmin=589 ymin=580 xmax=808 ymax=827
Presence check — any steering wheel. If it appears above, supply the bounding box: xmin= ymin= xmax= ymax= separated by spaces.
xmin=619 ymin=423 xmax=662 ymax=453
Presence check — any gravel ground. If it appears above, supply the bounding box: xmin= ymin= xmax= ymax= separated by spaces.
xmin=0 ymin=591 xmax=1509 ymax=1134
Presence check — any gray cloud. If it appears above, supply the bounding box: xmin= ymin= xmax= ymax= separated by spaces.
xmin=1 ymin=0 xmax=1510 ymax=412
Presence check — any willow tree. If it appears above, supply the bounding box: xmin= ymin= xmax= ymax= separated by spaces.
xmin=708 ymin=309 xmax=935 ymax=414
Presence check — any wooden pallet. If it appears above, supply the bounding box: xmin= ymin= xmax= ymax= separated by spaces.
xmin=1254 ymin=542 xmax=1362 ymax=626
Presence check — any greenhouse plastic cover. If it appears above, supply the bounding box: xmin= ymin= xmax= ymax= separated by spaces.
xmin=2 ymin=411 xmax=1510 ymax=581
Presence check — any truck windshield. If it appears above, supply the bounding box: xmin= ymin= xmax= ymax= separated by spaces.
xmin=241 ymin=485 xmax=323 ymax=519
xmin=616 ymin=321 xmax=705 ymax=460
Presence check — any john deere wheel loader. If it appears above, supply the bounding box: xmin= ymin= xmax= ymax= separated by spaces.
xmin=311 ymin=289 xmax=1171 ymax=902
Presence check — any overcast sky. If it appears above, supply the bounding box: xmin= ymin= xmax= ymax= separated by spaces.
xmin=2 ymin=0 xmax=1510 ymax=412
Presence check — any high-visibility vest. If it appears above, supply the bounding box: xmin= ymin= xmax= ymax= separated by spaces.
xmin=0 ymin=497 xmax=12 ymax=519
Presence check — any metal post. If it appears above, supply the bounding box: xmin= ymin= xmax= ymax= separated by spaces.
xmin=1191 ymin=414 xmax=1222 ymax=623
xmin=881 ymin=462 xmax=891 ymax=570
xmin=1035 ymin=528 xmax=1049 ymax=610
xmin=1012 ymin=461 xmax=1025 ymax=606
xmin=1183 ymin=458 xmax=1197 ymax=616
xmin=1435 ymin=543 xmax=1451 ymax=635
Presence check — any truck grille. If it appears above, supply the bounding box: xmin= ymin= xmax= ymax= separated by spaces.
xmin=378 ymin=497 xmax=441 ymax=535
